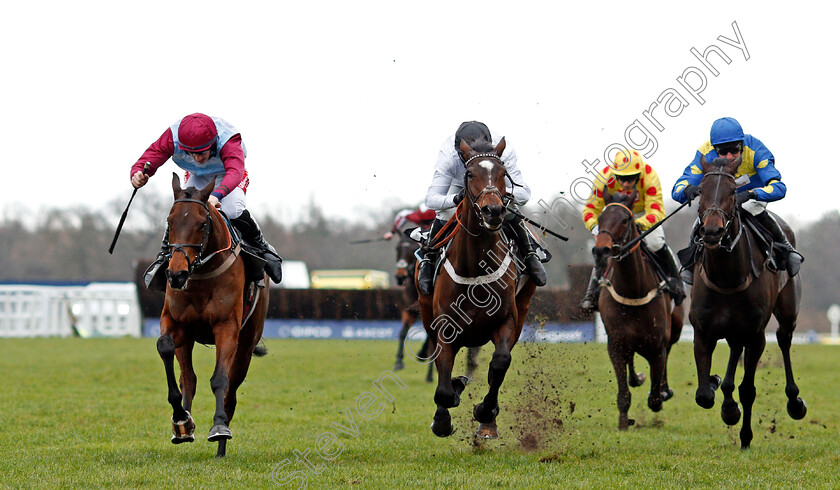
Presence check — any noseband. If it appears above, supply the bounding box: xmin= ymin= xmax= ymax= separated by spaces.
xmin=462 ymin=153 xmax=510 ymax=231
xmin=168 ymin=198 xmax=214 ymax=275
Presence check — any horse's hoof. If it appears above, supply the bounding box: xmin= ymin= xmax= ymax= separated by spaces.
xmin=473 ymin=403 xmax=500 ymax=424
xmin=661 ymin=388 xmax=675 ymax=402
xmin=171 ymin=434 xmax=195 ymax=444
xmin=629 ymin=372 xmax=646 ymax=388
xmin=787 ymin=397 xmax=807 ymax=420
xmin=208 ymin=425 xmax=233 ymax=442
xmin=476 ymin=422 xmax=498 ymax=439
xmin=721 ymin=402 xmax=741 ymax=426
xmin=171 ymin=411 xmax=196 ymax=443
xmin=393 ymin=360 xmax=405 ymax=371
xmin=430 ymin=421 xmax=455 ymax=438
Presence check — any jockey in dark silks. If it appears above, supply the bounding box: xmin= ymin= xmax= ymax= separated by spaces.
xmin=671 ymin=117 xmax=803 ymax=283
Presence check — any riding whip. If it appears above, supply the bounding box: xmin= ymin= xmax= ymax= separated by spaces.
xmin=618 ymin=199 xmax=691 ymax=255
xmin=108 ymin=162 xmax=150 ymax=254
xmin=508 ymin=209 xmax=569 ymax=241
xmin=349 ymin=237 xmax=390 ymax=244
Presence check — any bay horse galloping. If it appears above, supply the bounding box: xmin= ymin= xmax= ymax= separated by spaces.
xmin=157 ymin=174 xmax=269 ymax=458
xmin=691 ymin=156 xmax=806 ymax=449
xmin=594 ymin=189 xmax=684 ymax=429
xmin=417 ymin=137 xmax=537 ymax=438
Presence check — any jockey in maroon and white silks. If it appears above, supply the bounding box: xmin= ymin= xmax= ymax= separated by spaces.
xmin=131 ymin=113 xmax=282 ymax=287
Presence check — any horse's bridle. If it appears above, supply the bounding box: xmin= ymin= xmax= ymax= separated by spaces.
xmin=462 ymin=153 xmax=513 ymax=231
xmin=598 ymin=203 xmax=637 ymax=261
xmin=698 ymin=170 xmax=742 ymax=252
xmin=167 ymin=198 xmax=215 ymax=275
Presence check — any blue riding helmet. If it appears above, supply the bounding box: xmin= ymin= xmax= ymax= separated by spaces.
xmin=710 ymin=117 xmax=744 ymax=145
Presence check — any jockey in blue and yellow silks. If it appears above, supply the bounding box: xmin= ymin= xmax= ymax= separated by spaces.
xmin=671 ymin=117 xmax=803 ymax=283
xmin=578 ymin=150 xmax=685 ymax=312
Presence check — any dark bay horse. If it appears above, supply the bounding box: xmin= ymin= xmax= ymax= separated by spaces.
xmin=394 ymin=234 xmax=479 ymax=382
xmin=594 ymin=189 xmax=684 ymax=429
xmin=157 ymin=174 xmax=269 ymax=458
xmin=691 ymin=156 xmax=806 ymax=449
xmin=417 ymin=138 xmax=537 ymax=439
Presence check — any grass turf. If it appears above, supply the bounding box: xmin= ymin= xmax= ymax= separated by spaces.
xmin=1 ymin=337 xmax=837 ymax=488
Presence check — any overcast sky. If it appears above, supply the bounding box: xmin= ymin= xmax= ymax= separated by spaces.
xmin=2 ymin=1 xmax=836 ymax=227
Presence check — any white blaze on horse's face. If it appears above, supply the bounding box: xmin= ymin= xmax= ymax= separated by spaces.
xmin=479 ymin=161 xmax=495 ymax=187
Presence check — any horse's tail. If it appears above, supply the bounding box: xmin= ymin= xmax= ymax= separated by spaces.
xmin=252 ymin=341 xmax=268 ymax=357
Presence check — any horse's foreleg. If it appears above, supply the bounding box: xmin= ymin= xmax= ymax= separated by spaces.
xmin=738 ymin=337 xmax=766 ymax=450
xmin=430 ymin=342 xmax=457 ymax=437
xmin=645 ymin=347 xmax=667 ymax=413
xmin=607 ymin=341 xmax=633 ymax=430
xmin=208 ymin=322 xmax=239 ymax=445
xmin=474 ymin=324 xmax=515 ymax=438
xmin=157 ymin=325 xmax=194 ymax=444
xmin=720 ymin=344 xmax=743 ymax=426
xmin=693 ymin=333 xmax=719 ymax=409
xmin=774 ymin=282 xmax=807 ymax=420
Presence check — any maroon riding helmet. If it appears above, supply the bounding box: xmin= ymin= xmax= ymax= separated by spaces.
xmin=178 ymin=113 xmax=217 ymax=152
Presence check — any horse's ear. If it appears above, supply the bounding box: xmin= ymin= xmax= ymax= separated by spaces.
xmin=628 ymin=186 xmax=639 ymax=205
xmin=699 ymin=155 xmax=713 ymax=174
xmin=724 ymin=154 xmax=742 ymax=175
xmin=459 ymin=139 xmax=474 ymax=160
xmin=196 ymin=179 xmax=216 ymax=202
xmin=171 ymin=173 xmax=183 ymax=196
xmin=603 ymin=189 xmax=613 ymax=204
xmin=493 ymin=137 xmax=506 ymax=158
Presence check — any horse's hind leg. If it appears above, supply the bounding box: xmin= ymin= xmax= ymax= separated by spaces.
xmin=607 ymin=341 xmax=633 ymax=430
xmin=627 ymin=355 xmax=646 ymax=388
xmin=394 ymin=312 xmax=412 ymax=370
xmin=720 ymin=344 xmax=743 ymax=426
xmin=775 ymin=279 xmax=807 ymax=420
xmin=176 ymin=343 xmax=197 ymax=413
xmin=464 ymin=346 xmax=481 ymax=382
xmin=157 ymin=329 xmax=194 ymax=444
xmin=738 ymin=337 xmax=766 ymax=449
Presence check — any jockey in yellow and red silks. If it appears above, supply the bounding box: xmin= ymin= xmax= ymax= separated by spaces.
xmin=578 ymin=150 xmax=685 ymax=312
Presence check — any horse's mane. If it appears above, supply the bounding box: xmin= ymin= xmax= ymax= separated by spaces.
xmin=468 ymin=138 xmax=494 ymax=153
xmin=181 ymin=187 xmax=204 ymax=200
xmin=709 ymin=156 xmax=730 ymax=168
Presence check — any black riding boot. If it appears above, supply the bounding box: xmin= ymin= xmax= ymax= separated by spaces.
xmin=678 ymin=221 xmax=700 ymax=285
xmin=654 ymin=247 xmax=686 ymax=306
xmin=417 ymin=219 xmax=444 ymax=295
xmin=579 ymin=266 xmax=601 ymax=312
xmin=510 ymin=215 xmax=547 ymax=286
xmin=755 ymin=210 xmax=803 ymax=276
xmin=143 ymin=226 xmax=170 ymax=291
xmin=231 ymin=210 xmax=284 ymax=284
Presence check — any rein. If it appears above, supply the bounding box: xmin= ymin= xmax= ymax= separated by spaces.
xmin=597 ymin=203 xmax=665 ymax=306
xmin=168 ymin=198 xmax=237 ymax=280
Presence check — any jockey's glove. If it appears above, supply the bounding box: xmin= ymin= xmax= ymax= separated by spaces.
xmin=452 ymin=188 xmax=466 ymax=205
xmin=735 ymin=189 xmax=756 ymax=206
xmin=683 ymin=184 xmax=701 ymax=202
